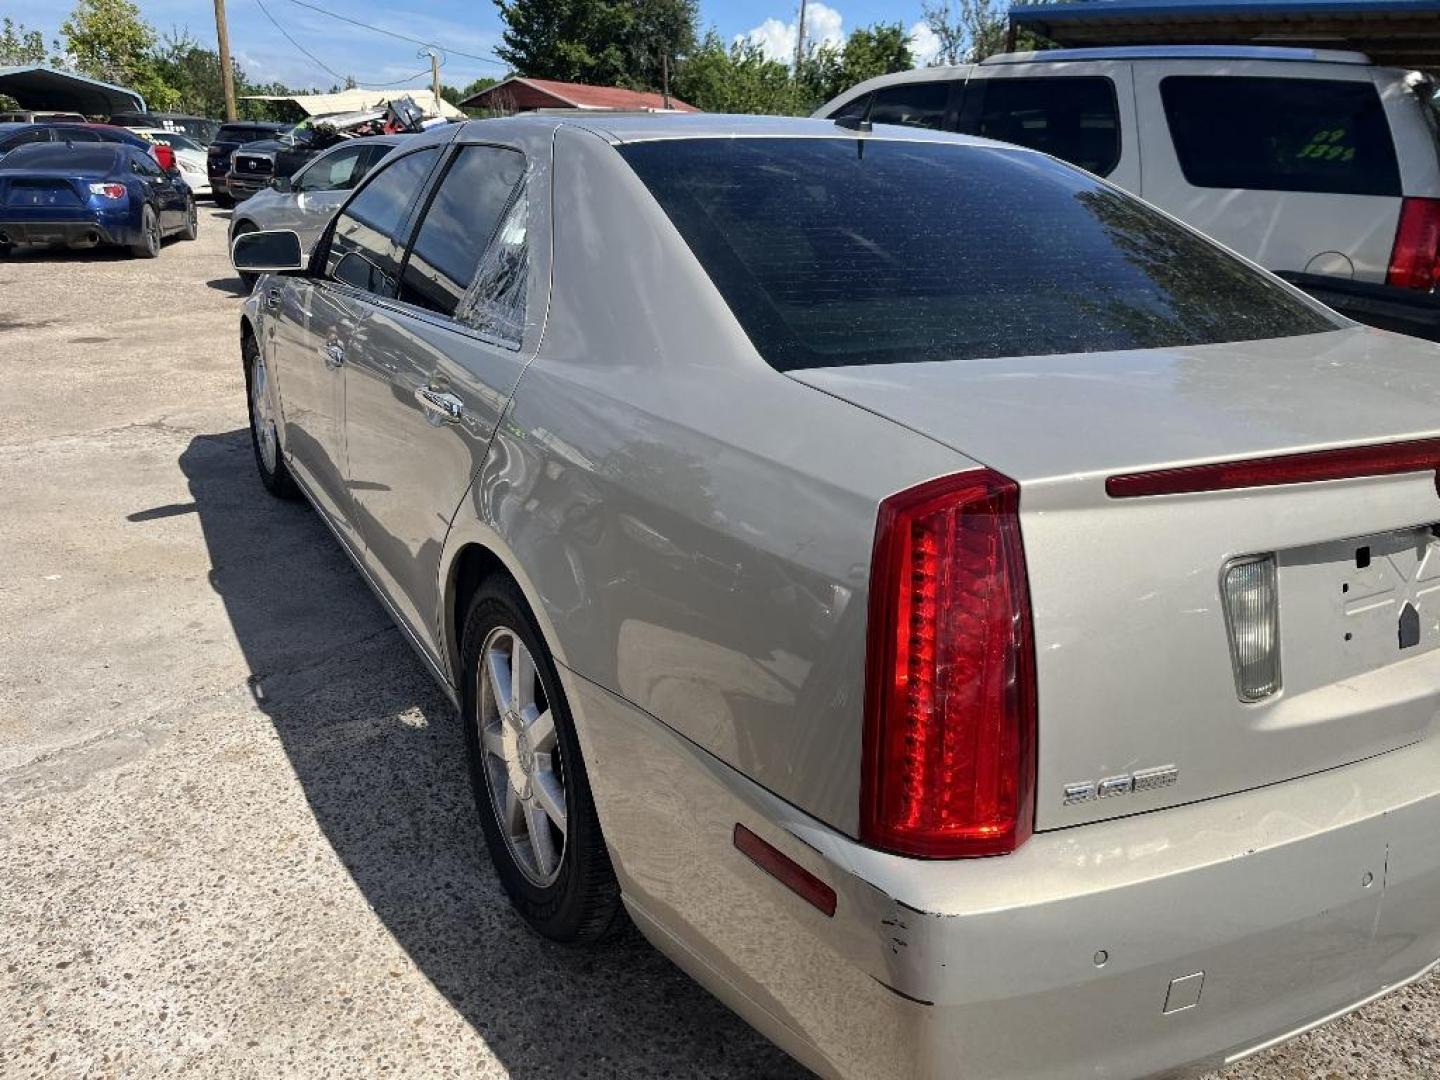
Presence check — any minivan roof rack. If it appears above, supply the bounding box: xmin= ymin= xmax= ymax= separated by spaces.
xmin=981 ymin=44 xmax=1372 ymax=65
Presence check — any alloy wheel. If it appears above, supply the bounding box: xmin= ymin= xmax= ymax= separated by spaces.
xmin=249 ymin=348 xmax=278 ymax=473
xmin=476 ymin=626 xmax=568 ymax=886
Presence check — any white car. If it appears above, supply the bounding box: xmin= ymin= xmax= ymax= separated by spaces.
xmin=131 ymin=128 xmax=211 ymax=197
xmin=817 ymin=45 xmax=1440 ymax=341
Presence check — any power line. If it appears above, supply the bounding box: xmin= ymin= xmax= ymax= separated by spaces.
xmin=285 ymin=0 xmax=509 ymax=68
xmin=254 ymin=0 xmax=345 ymax=80
xmin=254 ymin=0 xmax=437 ymax=88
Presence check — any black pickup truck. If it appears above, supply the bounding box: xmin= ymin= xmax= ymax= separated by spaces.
xmin=206 ymin=122 xmax=285 ymax=206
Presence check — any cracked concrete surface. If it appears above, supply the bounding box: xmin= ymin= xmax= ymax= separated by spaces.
xmin=0 ymin=207 xmax=1435 ymax=1079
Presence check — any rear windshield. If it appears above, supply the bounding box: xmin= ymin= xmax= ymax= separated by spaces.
xmin=619 ymin=137 xmax=1338 ymax=371
xmin=0 ymin=143 xmax=118 ymax=173
xmin=215 ymin=124 xmax=273 ymax=143
xmin=1161 ymin=76 xmax=1401 ymax=196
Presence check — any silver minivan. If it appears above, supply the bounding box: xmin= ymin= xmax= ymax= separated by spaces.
xmin=818 ymin=45 xmax=1440 ymax=339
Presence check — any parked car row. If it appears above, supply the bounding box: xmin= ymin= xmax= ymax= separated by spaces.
xmin=817 ymin=44 xmax=1440 ymax=341
xmin=228 ymin=97 xmax=1440 ymax=1080
xmin=0 ymin=139 xmax=196 ymax=257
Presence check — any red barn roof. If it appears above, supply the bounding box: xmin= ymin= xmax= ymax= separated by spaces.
xmin=460 ymin=76 xmax=698 ymax=113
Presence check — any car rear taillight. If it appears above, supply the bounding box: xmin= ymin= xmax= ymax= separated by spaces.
xmin=150 ymin=144 xmax=175 ymax=171
xmin=1387 ymin=197 xmax=1440 ymax=291
xmin=861 ymin=469 xmax=1037 ymax=859
xmin=88 ymin=183 xmax=126 ymax=199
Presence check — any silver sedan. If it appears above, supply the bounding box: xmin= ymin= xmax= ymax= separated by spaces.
xmin=232 ymin=113 xmax=1440 ymax=1079
xmin=227 ymin=136 xmax=400 ymax=283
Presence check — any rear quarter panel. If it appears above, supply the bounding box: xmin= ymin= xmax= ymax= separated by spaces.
xmin=460 ymin=126 xmax=969 ymax=836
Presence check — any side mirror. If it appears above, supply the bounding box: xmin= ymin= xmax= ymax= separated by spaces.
xmin=271 ymin=175 xmax=292 ymax=193
xmin=232 ymin=229 xmax=305 ymax=273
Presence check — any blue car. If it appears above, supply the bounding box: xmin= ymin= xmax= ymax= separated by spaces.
xmin=0 ymin=139 xmax=196 ymax=258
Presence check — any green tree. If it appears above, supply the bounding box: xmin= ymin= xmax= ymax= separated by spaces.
xmin=60 ymin=0 xmax=179 ymax=109
xmin=152 ymin=29 xmax=246 ymax=117
xmin=797 ymin=23 xmax=912 ymax=109
xmin=672 ymin=31 xmax=797 ymax=115
xmin=920 ymin=0 xmax=1064 ymax=64
xmin=494 ymin=0 xmax=697 ymax=92
xmin=1 ymin=17 xmax=59 ymax=66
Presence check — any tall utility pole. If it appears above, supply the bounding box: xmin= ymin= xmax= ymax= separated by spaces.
xmin=214 ymin=0 xmax=237 ymax=120
xmin=428 ymin=49 xmax=442 ymax=116
xmin=793 ymin=0 xmax=808 ymax=73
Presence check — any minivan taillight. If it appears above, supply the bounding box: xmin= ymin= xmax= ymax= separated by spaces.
xmin=1387 ymin=197 xmax=1440 ymax=291
xmin=861 ymin=469 xmax=1036 ymax=859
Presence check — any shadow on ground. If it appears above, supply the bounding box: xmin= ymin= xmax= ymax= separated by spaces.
xmin=172 ymin=428 xmax=806 ymax=1079
xmin=206 ymin=275 xmax=252 ymax=297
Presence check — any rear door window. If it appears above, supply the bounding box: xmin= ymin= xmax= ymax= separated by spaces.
xmin=326 ymin=147 xmax=440 ymax=296
xmin=961 ymin=76 xmax=1121 ymax=176
xmin=619 ymin=137 xmax=1336 ymax=371
xmin=868 ymin=81 xmax=952 ymax=129
xmin=297 ymin=144 xmax=368 ymax=192
xmin=1160 ymin=76 xmax=1401 ymax=196
xmin=398 ymin=144 xmax=525 ymax=318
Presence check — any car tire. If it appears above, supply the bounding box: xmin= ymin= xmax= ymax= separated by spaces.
xmin=243 ymin=332 xmax=298 ymax=500
xmin=214 ymin=192 xmax=234 ymax=209
xmin=232 ymin=220 xmax=257 ymax=287
xmin=178 ymin=197 xmax=198 ymax=241
xmin=461 ymin=578 xmax=625 ymax=945
xmin=130 ymin=205 xmax=161 ymax=259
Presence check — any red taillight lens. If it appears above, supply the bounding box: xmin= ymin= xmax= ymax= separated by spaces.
xmin=88 ymin=183 xmax=126 ymax=199
xmin=862 ymin=469 xmax=1037 ymax=859
xmin=151 ymin=145 xmax=175 ymax=171
xmin=1387 ymin=197 xmax=1440 ymax=291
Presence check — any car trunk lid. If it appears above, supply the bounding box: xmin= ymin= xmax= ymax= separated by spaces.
xmin=0 ymin=172 xmax=89 ymax=208
xmin=792 ymin=325 xmax=1440 ymax=830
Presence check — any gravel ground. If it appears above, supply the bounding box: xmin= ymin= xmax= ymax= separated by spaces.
xmin=0 ymin=205 xmax=1436 ymax=1079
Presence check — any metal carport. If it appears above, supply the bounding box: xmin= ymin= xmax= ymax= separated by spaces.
xmin=0 ymin=66 xmax=145 ymax=117
xmin=1008 ymin=0 xmax=1440 ymax=69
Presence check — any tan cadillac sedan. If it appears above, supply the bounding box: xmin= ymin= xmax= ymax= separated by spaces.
xmin=232 ymin=113 xmax=1440 ymax=1079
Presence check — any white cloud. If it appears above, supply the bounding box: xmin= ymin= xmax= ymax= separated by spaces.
xmin=740 ymin=2 xmax=845 ymax=64
xmin=908 ymin=20 xmax=942 ymax=67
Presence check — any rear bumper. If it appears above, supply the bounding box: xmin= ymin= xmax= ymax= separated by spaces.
xmin=1280 ymin=271 xmax=1440 ymax=342
xmin=0 ymin=208 xmax=134 ymax=247
xmin=564 ymin=668 xmax=1440 ymax=1080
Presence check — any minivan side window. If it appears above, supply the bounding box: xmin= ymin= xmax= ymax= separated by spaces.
xmin=960 ymin=76 xmax=1121 ymax=176
xmin=1160 ymin=76 xmax=1402 ymax=197
xmin=327 ymin=147 xmax=441 ymax=297
xmin=398 ymin=145 xmax=525 ymax=318
xmin=868 ymin=81 xmax=952 ymax=130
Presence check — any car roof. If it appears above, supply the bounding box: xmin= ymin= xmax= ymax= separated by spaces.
xmin=980 ymin=44 xmax=1373 ymax=65
xmin=450 ymin=111 xmax=993 ymax=147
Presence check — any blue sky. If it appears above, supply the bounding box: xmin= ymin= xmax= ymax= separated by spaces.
xmin=10 ymin=0 xmax=941 ymax=95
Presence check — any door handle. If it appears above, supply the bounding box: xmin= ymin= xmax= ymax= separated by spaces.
xmin=322 ymin=341 xmax=345 ymax=369
xmin=414 ymin=385 xmax=464 ymax=423
xmin=265 ymin=286 xmax=281 ymax=311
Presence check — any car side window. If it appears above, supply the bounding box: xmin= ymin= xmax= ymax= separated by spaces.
xmin=60 ymin=128 xmax=102 ymax=143
xmin=960 ymin=76 xmax=1121 ymax=177
xmin=326 ymin=147 xmax=441 ymax=297
xmin=829 ymin=93 xmax=871 ymax=122
xmin=398 ymin=145 xmax=525 ymax=319
xmin=296 ymin=144 xmax=367 ymax=192
xmin=868 ymin=81 xmax=952 ymax=129
xmin=1160 ymin=76 xmax=1402 ymax=197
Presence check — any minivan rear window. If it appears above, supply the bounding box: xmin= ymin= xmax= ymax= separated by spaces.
xmin=620 ymin=137 xmax=1338 ymax=371
xmin=1161 ymin=76 xmax=1401 ymax=196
